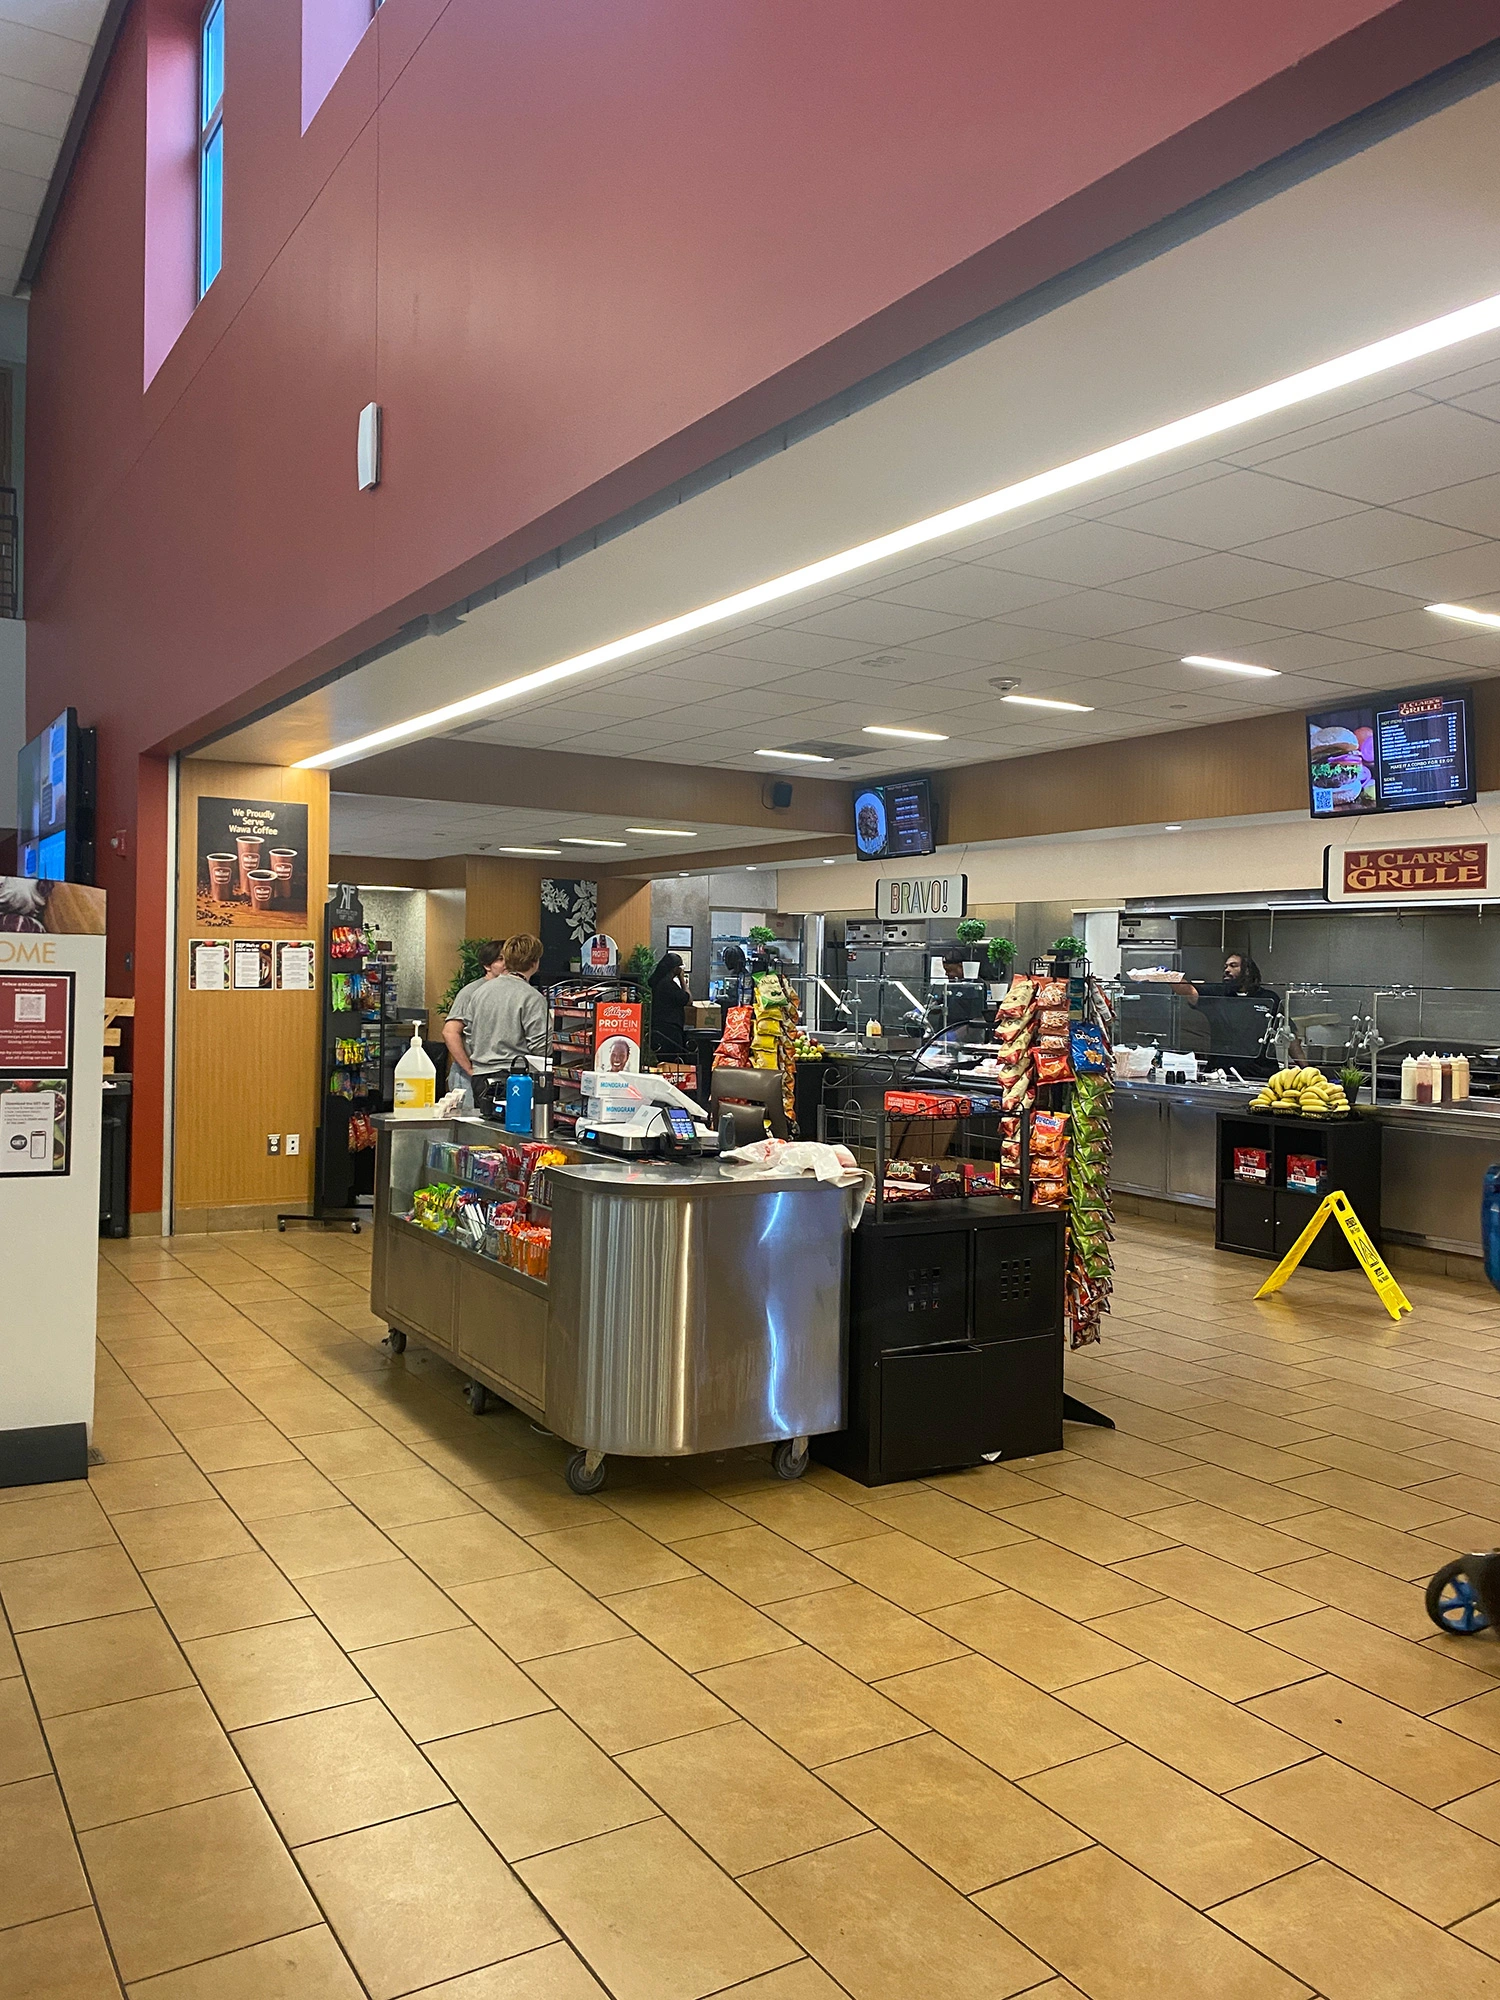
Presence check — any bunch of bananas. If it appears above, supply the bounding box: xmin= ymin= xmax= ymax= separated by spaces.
xmin=1249 ymin=1067 xmax=1350 ymax=1116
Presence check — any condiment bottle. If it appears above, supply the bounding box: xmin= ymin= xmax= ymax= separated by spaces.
xmin=1414 ymin=1052 xmax=1434 ymax=1105
xmin=1401 ymin=1053 xmax=1418 ymax=1103
xmin=1454 ymin=1053 xmax=1471 ymax=1102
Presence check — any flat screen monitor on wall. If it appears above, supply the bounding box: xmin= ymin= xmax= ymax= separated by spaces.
xmin=853 ymin=777 xmax=936 ymax=859
xmin=16 ymin=709 xmax=96 ymax=883
xmin=1306 ymin=685 xmax=1476 ymax=819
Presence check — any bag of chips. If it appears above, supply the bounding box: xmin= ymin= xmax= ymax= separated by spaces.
xmin=1035 ymin=1049 xmax=1074 ymax=1084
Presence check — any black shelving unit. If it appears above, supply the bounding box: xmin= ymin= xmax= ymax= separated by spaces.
xmin=280 ymin=884 xmax=372 ymax=1233
xmin=547 ymin=976 xmax=643 ymax=1137
xmin=1215 ymin=1108 xmax=1381 ymax=1269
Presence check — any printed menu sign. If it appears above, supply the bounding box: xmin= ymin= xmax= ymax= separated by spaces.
xmin=233 ymin=940 xmax=274 ymax=990
xmin=190 ymin=940 xmax=230 ymax=990
xmin=275 ymin=941 xmax=316 ymax=990
xmin=0 ymin=1078 xmax=69 ymax=1176
xmin=195 ymin=797 xmax=310 ymax=934
xmin=0 ymin=973 xmax=71 ymax=1068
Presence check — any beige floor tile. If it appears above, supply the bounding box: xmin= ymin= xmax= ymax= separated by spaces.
xmin=128 ymin=1360 xmax=232 ymax=1399
xmin=766 ymin=1582 xmax=962 ymax=1680
xmin=475 ymin=1475 xmax=612 ymax=1537
xmin=608 ymin=1575 xmax=800 ymax=1673
xmin=1280 ymin=1507 xmax=1455 ymax=1582
xmin=90 ymin=1409 xmax=181 ymax=1463
xmin=352 ymin=1626 xmax=551 ymax=1742
xmin=672 ymin=1526 xmax=844 ymax=1607
xmin=185 ymin=1616 xmax=371 ymax=1729
xmin=145 ymin=1550 xmax=306 ymax=1641
xmin=1024 ymin=1742 xmax=1308 ymax=1907
xmin=618 ymin=1719 xmax=869 ymax=1875
xmin=520 ymin=1817 xmax=798 ymax=2000
xmin=88 ymin=1455 xmax=216 ymax=1516
xmin=45 ymin=1686 xmax=247 ymax=1830
xmin=855 ymin=1487 xmax=1030 ymax=1555
xmin=1172 ymin=1430 xmax=1328 ymax=1486
xmin=1246 ymin=1674 xmax=1500 ymax=1806
xmin=1436 ymin=1685 xmax=1500 ymax=1753
xmin=298 ymin=1427 xmax=428 ymax=1478
xmin=233 ymin=1696 xmax=451 ymax=1844
xmin=818 ymin=1529 xmax=999 ymax=1612
xmin=979 ymin=1844 xmax=1306 ymax=1999
xmin=20 ymin=1608 xmax=193 ymax=1718
xmin=208 ymin=1460 xmax=344 ymax=1521
xmin=526 ymin=1519 xmax=695 ymax=1595
xmin=1215 ymin=1858 xmax=1500 ymax=1999
xmin=995 ymin=1496 xmax=1175 ymax=1565
xmin=1088 ymin=1599 xmax=1314 ymax=1702
xmin=1028 ymin=1456 xmax=1185 ymax=1518
xmin=1259 ymin=1554 xmax=1433 ymax=1641
xmin=1156 ymin=1463 xmax=1327 ymax=1525
xmin=430 ymin=1710 xmax=656 ymax=1859
xmin=702 ymin=1645 xmax=923 ymax=1765
xmin=126 ymin=1925 xmax=363 ymax=1998
xmin=717 ymin=1481 xmax=891 ymax=1552
xmin=295 ymin=1804 xmax=557 ymax=2000
xmin=110 ymin=1498 xmax=256 ymax=1572
xmin=0 ymin=1544 xmax=151 ymax=1632
xmin=1262 ymin=1607 xmax=1497 ymax=1714
xmin=745 ymin=1828 xmax=1046 ymax=2000
xmin=251 ymin=1505 xmax=398 ymax=1579
xmin=81 ymin=1787 xmax=316 ymax=1984
xmin=965 ymin=1537 xmax=1161 ymax=1617
xmin=0 ymin=1607 xmax=17 ymax=1679
xmin=391 ymin=1512 xmax=550 ymax=1589
xmin=1061 ymin=1662 xmax=1311 ymax=1792
xmin=296 ymin=1556 xmax=468 ymax=1651
xmin=176 ymin=1421 xmax=304 ymax=1473
xmin=929 ymin=1590 xmax=1140 ymax=1690
xmin=878 ymin=1653 xmax=1116 ymax=1780
xmin=1444 ymin=1779 xmax=1500 ymax=1842
xmin=600 ymin=1482 xmax=752 ymax=1542
xmin=439 ymin=1544 xmax=628 ymax=1651
xmin=1114 ymin=1547 xmax=1322 ymax=1632
xmin=822 ymin=1731 xmax=1089 ymax=1892
xmin=1230 ymin=1754 xmax=1500 ymax=1924
xmin=1173 ymin=1402 xmax=1326 ymax=1451
xmin=0 ymin=1907 xmax=121 ymax=2000
xmin=1280 ymin=1466 xmax=1457 ymax=1532
xmin=397 ymin=1941 xmax=611 ymax=1996
xmin=330 ymin=1465 xmax=479 ymax=1530
xmin=0 ymin=1674 xmax=48 ymax=1784
xmin=1135 ymin=1501 xmax=1318 ymax=1568
xmin=920 ymin=1461 xmax=1062 ymax=1508
xmin=524 ymin=1634 xmax=731 ymax=1753
xmin=0 ymin=1489 xmax=114 ymax=1563
xmin=151 ymin=1388 xmax=263 ymax=1437
xmin=0 ymin=1774 xmax=90 ymax=1931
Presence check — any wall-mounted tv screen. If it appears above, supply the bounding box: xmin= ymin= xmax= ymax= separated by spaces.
xmin=17 ymin=708 xmax=95 ymax=882
xmin=854 ymin=776 xmax=935 ymax=859
xmin=1307 ymin=685 xmax=1475 ymax=819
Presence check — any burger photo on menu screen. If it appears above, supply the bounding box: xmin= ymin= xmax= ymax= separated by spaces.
xmin=1309 ymin=723 xmax=1375 ymax=811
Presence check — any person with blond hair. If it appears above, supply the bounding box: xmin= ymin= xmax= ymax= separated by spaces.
xmin=443 ymin=933 xmax=547 ymax=1113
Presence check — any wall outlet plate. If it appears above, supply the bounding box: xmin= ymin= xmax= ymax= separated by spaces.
xmin=267 ymin=1134 xmax=281 ymax=1155
xmin=285 ymin=1133 xmax=300 ymax=1155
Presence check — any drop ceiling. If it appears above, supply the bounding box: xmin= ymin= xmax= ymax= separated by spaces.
xmin=0 ymin=0 xmax=109 ymax=295
xmin=329 ymin=794 xmax=827 ymax=864
xmin=209 ymin=76 xmax=1500 ymax=841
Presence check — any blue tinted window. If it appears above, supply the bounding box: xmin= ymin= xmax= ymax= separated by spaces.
xmin=199 ymin=0 xmax=224 ymax=299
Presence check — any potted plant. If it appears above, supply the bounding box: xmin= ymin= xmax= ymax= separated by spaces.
xmin=985 ymin=935 xmax=1015 ymax=989
xmin=1050 ymin=934 xmax=1087 ymax=977
xmin=1339 ymin=1062 xmax=1365 ymax=1110
xmin=955 ymin=917 xmax=987 ymax=979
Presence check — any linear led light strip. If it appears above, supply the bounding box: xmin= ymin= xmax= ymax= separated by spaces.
xmin=296 ymin=290 xmax=1500 ymax=771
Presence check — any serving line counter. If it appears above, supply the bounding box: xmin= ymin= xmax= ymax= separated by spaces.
xmin=369 ymin=1113 xmax=856 ymax=1489
xmin=1109 ymin=1079 xmax=1500 ymax=1260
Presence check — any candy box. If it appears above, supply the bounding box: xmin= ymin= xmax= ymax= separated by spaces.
xmin=1233 ymin=1147 xmax=1269 ymax=1185
xmin=1286 ymin=1153 xmax=1329 ymax=1193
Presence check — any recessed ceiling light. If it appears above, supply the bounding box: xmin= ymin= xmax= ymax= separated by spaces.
xmin=1182 ymin=655 xmax=1280 ymax=678
xmin=755 ymin=748 xmax=834 ymax=762
xmin=862 ymin=725 xmax=949 ymax=741
xmin=1427 ymin=601 xmax=1500 ymax=630
xmin=558 ymin=837 xmax=628 ymax=847
xmin=296 ymin=288 xmax=1500 ymax=771
xmin=1164 ymin=824 xmax=1183 ymax=832
xmin=1001 ymin=694 xmax=1094 ymax=712
xmin=498 ymin=846 xmax=563 ymax=856
xmin=823 ymin=857 xmax=837 ymax=864
xmin=625 ymin=827 xmax=697 ymax=837
xmin=745 ymin=866 xmax=757 ymax=872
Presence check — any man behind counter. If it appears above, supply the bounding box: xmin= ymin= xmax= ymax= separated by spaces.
xmin=1140 ymin=953 xmax=1285 ymax=1076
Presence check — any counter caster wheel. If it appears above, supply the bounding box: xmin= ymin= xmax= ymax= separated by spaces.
xmin=467 ymin=1380 xmax=491 ymax=1416
xmin=566 ymin=1449 xmax=608 ymax=1496
xmin=772 ymin=1438 xmax=810 ymax=1481
xmin=277 ymin=1220 xmax=286 ymax=1232
xmin=384 ymin=1328 xmax=406 ymax=1355
xmin=1427 ymin=1557 xmax=1492 ymax=1635
xmin=351 ymin=1222 xmax=361 ymax=1235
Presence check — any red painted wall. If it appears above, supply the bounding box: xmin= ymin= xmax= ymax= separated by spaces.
xmin=24 ymin=0 xmax=1498 ymax=1213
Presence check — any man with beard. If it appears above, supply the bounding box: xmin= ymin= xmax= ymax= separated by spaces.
xmin=1166 ymin=952 xmax=1286 ymax=1077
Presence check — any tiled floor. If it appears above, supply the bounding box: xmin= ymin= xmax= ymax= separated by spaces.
xmin=5 ymin=1220 xmax=1500 ymax=1997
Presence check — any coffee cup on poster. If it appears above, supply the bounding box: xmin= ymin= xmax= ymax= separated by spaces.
xmin=206 ymin=853 xmax=236 ymax=901
xmin=235 ymin=835 xmax=264 ymax=894
xmin=268 ymin=848 xmax=296 ymax=900
xmin=247 ymin=869 xmax=277 ymax=912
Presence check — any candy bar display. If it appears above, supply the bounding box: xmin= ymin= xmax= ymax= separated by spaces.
xmin=548 ymin=979 xmax=645 ymax=1135
xmin=1067 ymin=1069 xmax=1113 ymax=1347
xmin=403 ymin=1175 xmax=553 ymax=1280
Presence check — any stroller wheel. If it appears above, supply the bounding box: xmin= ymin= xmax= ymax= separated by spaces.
xmin=1426 ymin=1557 xmax=1491 ymax=1635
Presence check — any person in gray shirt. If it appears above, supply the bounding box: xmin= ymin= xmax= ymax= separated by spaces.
xmin=444 ymin=933 xmax=547 ymax=1110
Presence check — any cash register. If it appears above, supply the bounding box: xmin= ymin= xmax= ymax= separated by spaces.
xmin=575 ymin=1070 xmax=720 ymax=1158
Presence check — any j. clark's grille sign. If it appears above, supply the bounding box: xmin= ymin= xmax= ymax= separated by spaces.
xmin=1340 ymin=843 xmax=1488 ymax=896
xmin=875 ymin=874 xmax=967 ymax=920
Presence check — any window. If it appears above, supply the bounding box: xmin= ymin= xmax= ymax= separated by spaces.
xmin=198 ymin=0 xmax=224 ymax=298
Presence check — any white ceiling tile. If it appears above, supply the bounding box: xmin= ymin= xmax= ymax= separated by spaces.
xmin=0 ymin=117 xmax=54 ymax=180
xmin=1003 ymin=639 xmax=1177 ymax=682
xmin=1069 ymin=461 xmax=1230 ymax=521
xmin=1395 ymin=473 xmax=1500 ymax=538
xmin=1418 ymin=352 xmax=1500 ymax=402
xmin=1113 ymin=661 xmax=1368 ymax=705
xmin=977 ymin=519 xmax=1205 ymax=586
xmin=1447 ymin=384 xmax=1500 ymax=424
xmin=1099 ymin=469 xmax=1363 ymax=548
xmin=1353 ymin=541 xmax=1500 ymax=604
xmin=1222 ymin=390 xmax=1434 ymax=468
xmin=0 ymin=71 xmax=69 ymax=141
xmin=712 ymin=629 xmax=871 ymax=670
xmin=0 ymin=3 xmax=107 ymax=39
xmin=1320 ymin=609 xmax=1478 ymax=654
xmin=1115 ymin=551 xmax=1322 ymax=609
xmin=786 ymin=603 xmax=974 ymax=645
xmin=1112 ymin=610 xmax=1301 ymax=656
xmin=1240 ymin=507 xmax=1483 ymax=579
xmin=872 ymin=565 xmax=1070 ymax=620
xmin=1227 ymin=578 xmax=1415 ymax=631
xmin=1408 ymin=636 xmax=1500 ymax=673
xmin=1091 ymin=687 xmax=1267 ymax=723
xmin=901 ymin=624 xmax=1063 ymax=667
xmin=980 ymin=590 xmax=1179 ymax=641
xmin=1254 ymin=403 xmax=1500 ymax=504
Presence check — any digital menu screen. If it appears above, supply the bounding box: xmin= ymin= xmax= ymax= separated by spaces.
xmin=17 ymin=711 xmax=74 ymax=879
xmin=853 ymin=777 xmax=935 ymax=858
xmin=1307 ymin=685 xmax=1475 ymax=819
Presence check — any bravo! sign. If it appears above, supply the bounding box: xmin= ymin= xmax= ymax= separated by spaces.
xmin=875 ymin=874 xmax=967 ymax=920
xmin=1339 ymin=843 xmax=1488 ymax=896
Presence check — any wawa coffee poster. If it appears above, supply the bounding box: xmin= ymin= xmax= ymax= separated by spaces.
xmin=195 ymin=798 xmax=309 ymax=934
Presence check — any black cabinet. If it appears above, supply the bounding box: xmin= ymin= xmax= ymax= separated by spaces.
xmin=813 ymin=1201 xmax=1065 ymax=1485
xmin=1215 ymin=1109 xmax=1381 ymax=1269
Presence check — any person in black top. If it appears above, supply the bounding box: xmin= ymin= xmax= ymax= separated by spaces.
xmin=1170 ymin=953 xmax=1285 ymax=1076
xmin=649 ymin=952 xmax=691 ymax=1054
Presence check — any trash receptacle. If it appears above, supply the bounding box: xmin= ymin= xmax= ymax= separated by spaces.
xmin=100 ymin=1074 xmax=132 ymax=1238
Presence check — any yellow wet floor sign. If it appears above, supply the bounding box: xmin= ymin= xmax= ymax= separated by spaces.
xmin=1254 ymin=1189 xmax=1413 ymax=1321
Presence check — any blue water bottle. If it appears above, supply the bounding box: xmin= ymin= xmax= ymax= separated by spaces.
xmin=1483 ymin=1163 xmax=1500 ymax=1293
xmin=504 ymin=1057 xmax=534 ymax=1135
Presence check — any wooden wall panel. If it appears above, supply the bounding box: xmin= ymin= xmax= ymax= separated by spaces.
xmin=424 ymin=888 xmax=466 ymax=1024
xmin=173 ymin=760 xmax=329 ymax=1218
xmin=463 ymin=857 xmax=546 ymax=943
xmin=598 ymin=879 xmax=652 ymax=960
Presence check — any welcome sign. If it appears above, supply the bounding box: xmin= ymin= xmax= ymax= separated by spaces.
xmin=875 ymin=874 xmax=967 ymax=920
